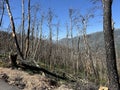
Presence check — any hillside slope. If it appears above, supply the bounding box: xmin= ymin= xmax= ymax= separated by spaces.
xmin=59 ymin=29 xmax=120 ymax=50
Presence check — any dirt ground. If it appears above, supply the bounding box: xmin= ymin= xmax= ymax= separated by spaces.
xmin=0 ymin=67 xmax=72 ymax=90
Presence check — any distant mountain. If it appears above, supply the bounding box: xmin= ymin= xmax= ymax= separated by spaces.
xmin=59 ymin=29 xmax=120 ymax=51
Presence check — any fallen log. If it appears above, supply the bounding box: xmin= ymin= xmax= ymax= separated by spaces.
xmin=9 ymin=53 xmax=75 ymax=82
xmin=18 ymin=62 xmax=68 ymax=80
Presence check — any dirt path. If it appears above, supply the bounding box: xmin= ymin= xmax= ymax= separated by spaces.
xmin=0 ymin=79 xmax=20 ymax=90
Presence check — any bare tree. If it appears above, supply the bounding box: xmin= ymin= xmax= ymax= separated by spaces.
xmin=66 ymin=23 xmax=69 ymax=47
xmin=21 ymin=0 xmax=24 ymax=53
xmin=80 ymin=13 xmax=99 ymax=81
xmin=75 ymin=24 xmax=83 ymax=74
xmin=33 ymin=15 xmax=44 ymax=60
xmin=69 ymin=9 xmax=74 ymax=49
xmin=25 ymin=0 xmax=30 ymax=59
xmin=102 ymin=0 xmax=120 ymax=89
xmin=47 ymin=8 xmax=54 ymax=69
xmin=56 ymin=21 xmax=60 ymax=46
xmin=40 ymin=15 xmax=44 ymax=42
xmin=5 ymin=0 xmax=24 ymax=59
xmin=31 ymin=4 xmax=39 ymax=52
xmin=0 ymin=0 xmax=5 ymax=26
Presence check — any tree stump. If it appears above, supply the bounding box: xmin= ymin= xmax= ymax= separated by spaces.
xmin=9 ymin=53 xmax=18 ymax=69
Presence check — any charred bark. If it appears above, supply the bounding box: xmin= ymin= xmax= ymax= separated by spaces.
xmin=9 ymin=53 xmax=18 ymax=69
xmin=0 ymin=0 xmax=4 ymax=26
xmin=103 ymin=0 xmax=120 ymax=89
xmin=25 ymin=0 xmax=30 ymax=59
xmin=17 ymin=61 xmax=72 ymax=81
xmin=5 ymin=0 xmax=24 ymax=59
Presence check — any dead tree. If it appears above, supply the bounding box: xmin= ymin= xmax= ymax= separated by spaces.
xmin=25 ymin=0 xmax=30 ymax=59
xmin=31 ymin=4 xmax=39 ymax=53
xmin=66 ymin=23 xmax=69 ymax=47
xmin=21 ymin=0 xmax=25 ymax=53
xmin=69 ymin=9 xmax=74 ymax=48
xmin=5 ymin=0 xmax=24 ymax=60
xmin=9 ymin=53 xmax=18 ymax=68
xmin=56 ymin=21 xmax=60 ymax=47
xmin=0 ymin=0 xmax=4 ymax=26
xmin=33 ymin=15 xmax=44 ymax=60
xmin=47 ymin=8 xmax=55 ymax=69
xmin=65 ymin=23 xmax=69 ymax=71
xmin=75 ymin=25 xmax=83 ymax=74
xmin=69 ymin=9 xmax=79 ymax=74
xmin=102 ymin=0 xmax=120 ymax=89
xmin=80 ymin=14 xmax=99 ymax=81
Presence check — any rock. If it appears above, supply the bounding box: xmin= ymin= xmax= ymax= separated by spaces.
xmin=0 ymin=73 xmax=9 ymax=82
xmin=99 ymin=86 xmax=108 ymax=90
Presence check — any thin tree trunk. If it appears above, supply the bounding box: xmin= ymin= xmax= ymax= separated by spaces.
xmin=69 ymin=9 xmax=73 ymax=49
xmin=21 ymin=0 xmax=24 ymax=53
xmin=33 ymin=15 xmax=44 ymax=60
xmin=82 ymin=18 xmax=98 ymax=80
xmin=47 ymin=9 xmax=53 ymax=70
xmin=56 ymin=21 xmax=59 ymax=47
xmin=25 ymin=0 xmax=30 ymax=59
xmin=31 ymin=7 xmax=38 ymax=52
xmin=103 ymin=0 xmax=120 ymax=89
xmin=5 ymin=0 xmax=24 ymax=59
xmin=0 ymin=0 xmax=4 ymax=26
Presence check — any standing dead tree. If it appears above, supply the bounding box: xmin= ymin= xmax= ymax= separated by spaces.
xmin=69 ymin=9 xmax=74 ymax=49
xmin=31 ymin=4 xmax=39 ymax=53
xmin=5 ymin=0 xmax=24 ymax=60
xmin=69 ymin=9 xmax=80 ymax=74
xmin=80 ymin=13 xmax=99 ymax=81
xmin=75 ymin=24 xmax=83 ymax=74
xmin=5 ymin=0 xmax=24 ymax=69
xmin=66 ymin=23 xmax=69 ymax=47
xmin=47 ymin=8 xmax=54 ymax=70
xmin=21 ymin=0 xmax=25 ymax=54
xmin=69 ymin=9 xmax=78 ymax=49
xmin=102 ymin=0 xmax=120 ymax=89
xmin=33 ymin=14 xmax=44 ymax=60
xmin=56 ymin=21 xmax=60 ymax=47
xmin=25 ymin=0 xmax=30 ymax=59
xmin=0 ymin=0 xmax=4 ymax=26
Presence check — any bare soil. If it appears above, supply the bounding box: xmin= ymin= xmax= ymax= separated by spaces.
xmin=0 ymin=67 xmax=72 ymax=90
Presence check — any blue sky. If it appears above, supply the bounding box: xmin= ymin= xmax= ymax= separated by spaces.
xmin=1 ymin=0 xmax=120 ymax=39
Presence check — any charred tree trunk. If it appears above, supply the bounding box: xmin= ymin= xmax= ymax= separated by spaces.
xmin=25 ymin=0 xmax=30 ymax=59
xmin=103 ymin=0 xmax=120 ymax=89
xmin=5 ymin=0 xmax=24 ymax=60
xmin=9 ymin=53 xmax=18 ymax=69
xmin=0 ymin=0 xmax=4 ymax=26
xmin=21 ymin=0 xmax=25 ymax=53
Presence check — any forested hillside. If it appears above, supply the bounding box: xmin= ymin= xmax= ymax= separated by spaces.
xmin=0 ymin=0 xmax=120 ymax=90
xmin=60 ymin=29 xmax=120 ymax=54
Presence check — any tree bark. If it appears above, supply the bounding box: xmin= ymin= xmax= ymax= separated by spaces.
xmin=25 ymin=0 xmax=30 ymax=59
xmin=47 ymin=9 xmax=53 ymax=70
xmin=0 ymin=0 xmax=4 ymax=26
xmin=9 ymin=53 xmax=18 ymax=69
xmin=5 ymin=0 xmax=24 ymax=60
xmin=21 ymin=0 xmax=25 ymax=53
xmin=103 ymin=0 xmax=120 ymax=89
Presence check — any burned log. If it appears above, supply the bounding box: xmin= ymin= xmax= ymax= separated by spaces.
xmin=17 ymin=62 xmax=69 ymax=80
